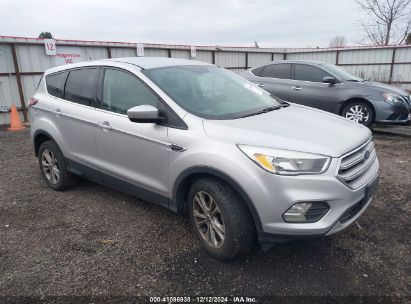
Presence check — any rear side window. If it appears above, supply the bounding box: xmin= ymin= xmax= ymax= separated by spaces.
xmin=251 ymin=66 xmax=265 ymax=77
xmin=102 ymin=68 xmax=158 ymax=115
xmin=46 ymin=71 xmax=68 ymax=98
xmin=64 ymin=68 xmax=99 ymax=106
xmin=294 ymin=64 xmax=331 ymax=82
xmin=260 ymin=64 xmax=291 ymax=79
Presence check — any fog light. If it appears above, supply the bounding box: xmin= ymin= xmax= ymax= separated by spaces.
xmin=283 ymin=202 xmax=329 ymax=223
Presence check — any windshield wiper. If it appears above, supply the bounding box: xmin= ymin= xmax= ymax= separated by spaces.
xmin=275 ymin=97 xmax=290 ymax=107
xmin=240 ymin=106 xmax=281 ymax=118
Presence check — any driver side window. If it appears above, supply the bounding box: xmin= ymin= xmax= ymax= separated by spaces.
xmin=102 ymin=69 xmax=158 ymax=114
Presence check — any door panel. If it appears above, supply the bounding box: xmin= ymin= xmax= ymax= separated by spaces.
xmin=49 ymin=68 xmax=100 ymax=171
xmin=289 ymin=81 xmax=341 ymax=112
xmin=57 ymin=101 xmax=100 ymax=168
xmin=258 ymin=78 xmax=291 ymax=101
xmin=251 ymin=63 xmax=292 ymax=101
xmin=93 ymin=68 xmax=171 ymax=198
xmin=290 ymin=64 xmax=341 ymax=113
xmin=94 ymin=111 xmax=170 ymax=197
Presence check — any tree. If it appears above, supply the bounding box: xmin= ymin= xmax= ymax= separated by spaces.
xmin=357 ymin=0 xmax=411 ymax=45
xmin=38 ymin=32 xmax=53 ymax=39
xmin=329 ymin=36 xmax=347 ymax=47
xmin=406 ymin=32 xmax=411 ymax=44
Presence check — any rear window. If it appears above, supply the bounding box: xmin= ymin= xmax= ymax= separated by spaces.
xmin=64 ymin=68 xmax=99 ymax=106
xmin=260 ymin=64 xmax=291 ymax=79
xmin=46 ymin=71 xmax=68 ymax=98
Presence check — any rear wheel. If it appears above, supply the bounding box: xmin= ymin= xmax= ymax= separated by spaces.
xmin=342 ymin=101 xmax=374 ymax=127
xmin=188 ymin=178 xmax=255 ymax=260
xmin=38 ymin=140 xmax=77 ymax=191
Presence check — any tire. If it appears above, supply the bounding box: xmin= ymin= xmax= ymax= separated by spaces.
xmin=341 ymin=101 xmax=375 ymax=127
xmin=188 ymin=178 xmax=255 ymax=260
xmin=38 ymin=140 xmax=77 ymax=191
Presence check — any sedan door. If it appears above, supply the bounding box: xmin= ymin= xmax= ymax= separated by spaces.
xmin=93 ymin=68 xmax=170 ymax=207
xmin=289 ymin=64 xmax=341 ymax=113
xmin=248 ymin=63 xmax=292 ymax=101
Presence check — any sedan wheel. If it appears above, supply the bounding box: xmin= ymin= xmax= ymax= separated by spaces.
xmin=192 ymin=191 xmax=225 ymax=248
xmin=345 ymin=104 xmax=370 ymax=123
xmin=41 ymin=149 xmax=60 ymax=184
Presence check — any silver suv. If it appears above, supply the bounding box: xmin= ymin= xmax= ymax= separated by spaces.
xmin=29 ymin=57 xmax=379 ymax=259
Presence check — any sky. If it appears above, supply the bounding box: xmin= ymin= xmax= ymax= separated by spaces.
xmin=0 ymin=0 xmax=366 ymax=48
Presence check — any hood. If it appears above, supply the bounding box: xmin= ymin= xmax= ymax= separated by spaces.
xmin=203 ymin=104 xmax=371 ymax=158
xmin=359 ymin=81 xmax=409 ymax=96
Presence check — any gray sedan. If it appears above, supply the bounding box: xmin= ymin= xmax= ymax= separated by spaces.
xmin=241 ymin=60 xmax=411 ymax=127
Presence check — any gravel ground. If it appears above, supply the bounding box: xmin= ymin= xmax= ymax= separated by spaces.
xmin=0 ymin=130 xmax=409 ymax=302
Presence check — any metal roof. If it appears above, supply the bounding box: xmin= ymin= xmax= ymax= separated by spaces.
xmin=44 ymin=57 xmax=211 ymax=75
xmin=108 ymin=57 xmax=211 ymax=69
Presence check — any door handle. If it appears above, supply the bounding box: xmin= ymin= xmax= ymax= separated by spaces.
xmin=99 ymin=121 xmax=112 ymax=130
xmin=291 ymin=86 xmax=302 ymax=91
xmin=257 ymin=83 xmax=265 ymax=88
xmin=54 ymin=108 xmax=61 ymax=117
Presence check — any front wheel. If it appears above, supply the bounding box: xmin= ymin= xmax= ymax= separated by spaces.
xmin=342 ymin=102 xmax=374 ymax=127
xmin=188 ymin=178 xmax=255 ymax=260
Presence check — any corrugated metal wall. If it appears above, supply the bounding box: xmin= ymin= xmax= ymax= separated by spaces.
xmin=0 ymin=36 xmax=410 ymax=124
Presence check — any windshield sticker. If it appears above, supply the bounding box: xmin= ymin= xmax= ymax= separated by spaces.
xmin=244 ymin=83 xmax=263 ymax=96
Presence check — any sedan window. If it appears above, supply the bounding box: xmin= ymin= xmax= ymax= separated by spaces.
xmin=294 ymin=64 xmax=332 ymax=83
xmin=261 ymin=64 xmax=292 ymax=79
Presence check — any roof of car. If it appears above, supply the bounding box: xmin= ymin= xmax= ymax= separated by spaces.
xmin=45 ymin=57 xmax=211 ymax=75
xmin=108 ymin=57 xmax=211 ymax=69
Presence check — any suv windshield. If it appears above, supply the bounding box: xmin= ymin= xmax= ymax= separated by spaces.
xmin=143 ymin=65 xmax=280 ymax=119
xmin=322 ymin=63 xmax=364 ymax=82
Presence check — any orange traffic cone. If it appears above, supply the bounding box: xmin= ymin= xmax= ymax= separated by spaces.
xmin=8 ymin=105 xmax=25 ymax=131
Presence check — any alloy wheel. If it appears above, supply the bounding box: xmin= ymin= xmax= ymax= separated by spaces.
xmin=193 ymin=191 xmax=225 ymax=248
xmin=41 ymin=149 xmax=60 ymax=184
xmin=345 ymin=104 xmax=370 ymax=124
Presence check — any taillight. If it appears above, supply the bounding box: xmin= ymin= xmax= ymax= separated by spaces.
xmin=28 ymin=98 xmax=39 ymax=107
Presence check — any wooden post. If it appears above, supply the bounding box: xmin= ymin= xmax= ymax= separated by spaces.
xmin=336 ymin=50 xmax=340 ymax=65
xmin=10 ymin=44 xmax=28 ymax=122
xmin=106 ymin=47 xmax=112 ymax=58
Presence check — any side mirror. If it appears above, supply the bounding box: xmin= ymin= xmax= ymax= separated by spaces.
xmin=323 ymin=76 xmax=338 ymax=84
xmin=127 ymin=105 xmax=163 ymax=123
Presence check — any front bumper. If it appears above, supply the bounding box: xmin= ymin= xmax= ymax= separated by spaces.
xmin=245 ymin=154 xmax=380 ymax=243
xmin=374 ymin=100 xmax=410 ymax=124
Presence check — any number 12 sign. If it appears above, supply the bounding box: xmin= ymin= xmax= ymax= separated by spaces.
xmin=44 ymin=39 xmax=56 ymax=56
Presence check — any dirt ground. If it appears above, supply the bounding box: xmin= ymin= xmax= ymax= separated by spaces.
xmin=0 ymin=130 xmax=409 ymax=303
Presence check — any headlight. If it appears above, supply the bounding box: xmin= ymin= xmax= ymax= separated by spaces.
xmin=237 ymin=145 xmax=331 ymax=175
xmin=382 ymin=92 xmax=402 ymax=103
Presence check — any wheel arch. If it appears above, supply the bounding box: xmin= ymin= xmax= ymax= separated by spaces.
xmin=172 ymin=166 xmax=263 ymax=233
xmin=33 ymin=130 xmax=56 ymax=157
xmin=339 ymin=97 xmax=376 ymax=122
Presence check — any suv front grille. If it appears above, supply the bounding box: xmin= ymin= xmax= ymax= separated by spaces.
xmin=337 ymin=139 xmax=379 ymax=189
